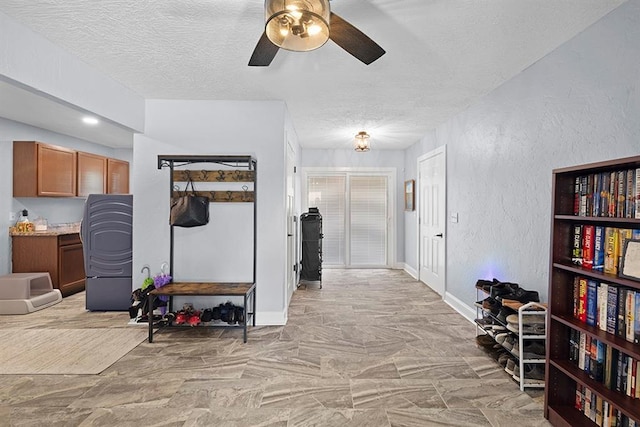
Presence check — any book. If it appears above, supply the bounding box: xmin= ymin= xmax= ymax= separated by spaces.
xmin=636 ymin=167 xmax=640 ymax=219
xmin=607 ymin=285 xmax=619 ymax=335
xmin=617 ymin=170 xmax=626 ymax=218
xmin=604 ymin=227 xmax=620 ymax=275
xmin=618 ymin=228 xmax=633 ymax=270
xmin=587 ymin=174 xmax=594 ymax=216
xmin=586 ymin=280 xmax=598 ymax=327
xmin=594 ymin=172 xmax=602 ymax=217
xmin=598 ymin=282 xmax=608 ymax=331
xmin=625 ymin=290 xmax=635 ymax=343
xmin=574 ymin=176 xmax=581 ymax=216
xmin=581 ymin=175 xmax=589 ymax=217
xmin=573 ymin=224 xmax=583 ymax=266
xmin=616 ymin=351 xmax=625 ymax=392
xmin=579 ymin=277 xmax=588 ymax=323
xmin=573 ymin=276 xmax=580 ymax=319
xmin=635 ymin=290 xmax=640 ymax=344
xmin=594 ymin=339 xmax=605 ymax=382
xmin=625 ymin=169 xmax=636 ymax=218
xmin=609 ymin=171 xmax=618 ymax=217
xmin=585 ymin=335 xmax=592 ymax=373
xmin=618 ymin=288 xmax=628 ymax=339
xmin=594 ymin=225 xmax=606 ymax=271
xmin=595 ymin=394 xmax=603 ymax=426
xmin=601 ymin=172 xmax=611 ymax=218
xmin=579 ymin=331 xmax=586 ymax=371
xmin=583 ymin=224 xmax=595 ymax=269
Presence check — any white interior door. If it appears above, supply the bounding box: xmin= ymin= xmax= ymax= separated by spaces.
xmin=286 ymin=143 xmax=296 ymax=304
xmin=418 ymin=146 xmax=446 ymax=296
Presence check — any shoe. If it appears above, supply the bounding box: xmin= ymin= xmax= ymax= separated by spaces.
xmin=513 ymin=364 xmax=545 ymax=382
xmin=476 ymin=334 xmax=495 ymax=347
xmin=502 ymin=336 xmax=516 ymax=352
xmin=494 ymin=333 xmax=509 ymax=344
xmin=200 ymin=308 xmax=212 ymax=322
xmin=490 ymin=281 xmax=520 ymax=299
xmin=481 ymin=297 xmax=501 ymax=314
xmin=521 ymin=341 xmax=546 ymax=359
xmin=235 ymin=305 xmax=245 ymax=324
xmin=506 ymin=314 xmax=546 ymax=325
xmin=497 ymin=353 xmax=513 ymax=368
xmin=496 ymin=306 xmax=515 ymax=324
xmin=505 ymin=359 xmax=517 ymax=375
xmin=475 ymin=279 xmax=497 ymax=292
xmin=497 ymin=288 xmax=540 ymax=303
xmin=508 ymin=323 xmax=546 ymax=335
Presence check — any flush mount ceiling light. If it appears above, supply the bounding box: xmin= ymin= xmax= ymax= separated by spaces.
xmin=354 ymin=131 xmax=370 ymax=152
xmin=249 ymin=0 xmax=385 ymax=66
xmin=82 ymin=116 xmax=99 ymax=125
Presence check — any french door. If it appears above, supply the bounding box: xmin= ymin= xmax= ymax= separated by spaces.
xmin=304 ymin=169 xmax=394 ymax=268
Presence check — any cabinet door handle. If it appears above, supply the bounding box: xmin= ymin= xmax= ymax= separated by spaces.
xmin=435 ymin=233 xmax=443 ymax=237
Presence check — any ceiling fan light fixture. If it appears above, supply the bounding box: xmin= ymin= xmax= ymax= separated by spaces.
xmin=354 ymin=131 xmax=370 ymax=152
xmin=265 ymin=0 xmax=330 ymax=52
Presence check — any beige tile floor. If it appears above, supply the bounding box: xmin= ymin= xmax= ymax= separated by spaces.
xmin=0 ymin=269 xmax=551 ymax=426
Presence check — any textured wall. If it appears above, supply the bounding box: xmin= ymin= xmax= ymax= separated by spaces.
xmin=406 ymin=0 xmax=640 ymax=309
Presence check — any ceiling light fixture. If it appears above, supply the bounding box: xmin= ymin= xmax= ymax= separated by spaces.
xmin=82 ymin=116 xmax=99 ymax=125
xmin=265 ymin=0 xmax=330 ymax=52
xmin=354 ymin=131 xmax=370 ymax=152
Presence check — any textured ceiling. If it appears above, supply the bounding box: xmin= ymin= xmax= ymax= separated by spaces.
xmin=0 ymin=0 xmax=627 ymax=149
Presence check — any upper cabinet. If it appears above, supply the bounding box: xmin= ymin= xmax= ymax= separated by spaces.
xmin=14 ymin=141 xmax=77 ymax=197
xmin=107 ymin=158 xmax=129 ymax=194
xmin=77 ymin=152 xmax=107 ymax=197
xmin=13 ymin=141 xmax=129 ymax=197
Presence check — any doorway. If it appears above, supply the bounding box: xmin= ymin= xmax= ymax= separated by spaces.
xmin=303 ymin=169 xmax=395 ymax=268
xmin=418 ymin=146 xmax=446 ymax=296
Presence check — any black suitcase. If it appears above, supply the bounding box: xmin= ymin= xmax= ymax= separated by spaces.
xmin=300 ymin=208 xmax=323 ymax=287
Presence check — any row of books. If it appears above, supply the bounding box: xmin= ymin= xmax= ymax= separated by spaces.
xmin=573 ymin=168 xmax=640 ymax=219
xmin=571 ymin=225 xmax=640 ymax=275
xmin=575 ymin=384 xmax=638 ymax=427
xmin=572 ymin=278 xmax=640 ymax=344
xmin=570 ymin=329 xmax=639 ymax=398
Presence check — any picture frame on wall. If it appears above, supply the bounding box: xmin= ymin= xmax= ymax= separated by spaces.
xmin=404 ymin=180 xmax=415 ymax=211
xmin=620 ymin=239 xmax=640 ymax=281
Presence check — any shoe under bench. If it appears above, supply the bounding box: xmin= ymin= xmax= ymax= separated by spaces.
xmin=147 ymin=282 xmax=256 ymax=343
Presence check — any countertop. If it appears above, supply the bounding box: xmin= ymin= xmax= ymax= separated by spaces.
xmin=9 ymin=223 xmax=81 ymax=237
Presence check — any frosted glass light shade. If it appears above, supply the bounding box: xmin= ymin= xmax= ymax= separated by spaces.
xmin=354 ymin=131 xmax=370 ymax=152
xmin=265 ymin=0 xmax=330 ymax=52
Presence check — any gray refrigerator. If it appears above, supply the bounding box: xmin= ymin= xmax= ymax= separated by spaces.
xmin=81 ymin=194 xmax=133 ymax=311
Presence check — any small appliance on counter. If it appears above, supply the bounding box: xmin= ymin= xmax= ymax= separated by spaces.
xmin=81 ymin=194 xmax=133 ymax=311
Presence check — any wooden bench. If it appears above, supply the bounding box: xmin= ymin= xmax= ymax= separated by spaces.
xmin=147 ymin=282 xmax=256 ymax=343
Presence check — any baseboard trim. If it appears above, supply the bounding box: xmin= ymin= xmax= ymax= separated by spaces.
xmin=444 ymin=291 xmax=476 ymax=324
xmin=255 ymin=310 xmax=287 ymax=326
xmin=403 ymin=264 xmax=418 ymax=279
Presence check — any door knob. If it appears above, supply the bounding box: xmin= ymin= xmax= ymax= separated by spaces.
xmin=435 ymin=233 xmax=443 ymax=237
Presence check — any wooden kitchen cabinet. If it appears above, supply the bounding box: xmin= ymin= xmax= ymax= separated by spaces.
xmin=11 ymin=233 xmax=85 ymax=297
xmin=13 ymin=141 xmax=77 ymax=197
xmin=107 ymin=158 xmax=129 ymax=194
xmin=77 ymin=151 xmax=107 ymax=197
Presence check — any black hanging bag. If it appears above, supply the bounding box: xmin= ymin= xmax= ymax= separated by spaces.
xmin=170 ymin=172 xmax=210 ymax=227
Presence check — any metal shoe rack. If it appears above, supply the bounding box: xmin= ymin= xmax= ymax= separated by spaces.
xmin=476 ymin=290 xmax=547 ymax=391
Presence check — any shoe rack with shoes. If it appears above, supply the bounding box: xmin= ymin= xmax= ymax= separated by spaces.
xmin=475 ymin=279 xmax=547 ymax=391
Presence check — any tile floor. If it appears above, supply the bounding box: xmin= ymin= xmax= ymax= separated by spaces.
xmin=0 ymin=269 xmax=551 ymax=426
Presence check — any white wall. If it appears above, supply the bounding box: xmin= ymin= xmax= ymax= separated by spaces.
xmin=133 ymin=100 xmax=294 ymax=324
xmin=0 ymin=117 xmax=132 ymax=275
xmin=300 ymin=148 xmax=407 ymax=267
xmin=405 ymin=0 xmax=640 ymax=313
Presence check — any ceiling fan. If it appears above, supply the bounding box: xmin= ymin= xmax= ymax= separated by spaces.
xmin=249 ymin=0 xmax=385 ymax=66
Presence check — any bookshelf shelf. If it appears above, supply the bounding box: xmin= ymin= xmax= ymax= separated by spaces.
xmin=545 ymin=155 xmax=640 ymax=426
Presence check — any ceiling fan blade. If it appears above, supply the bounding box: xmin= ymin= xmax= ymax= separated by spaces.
xmin=249 ymin=31 xmax=279 ymax=66
xmin=329 ymin=12 xmax=385 ymax=65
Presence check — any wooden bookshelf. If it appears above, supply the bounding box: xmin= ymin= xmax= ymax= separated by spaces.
xmin=545 ymin=155 xmax=640 ymax=426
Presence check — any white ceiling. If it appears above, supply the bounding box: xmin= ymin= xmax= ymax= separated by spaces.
xmin=0 ymin=0 xmax=626 ymax=150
